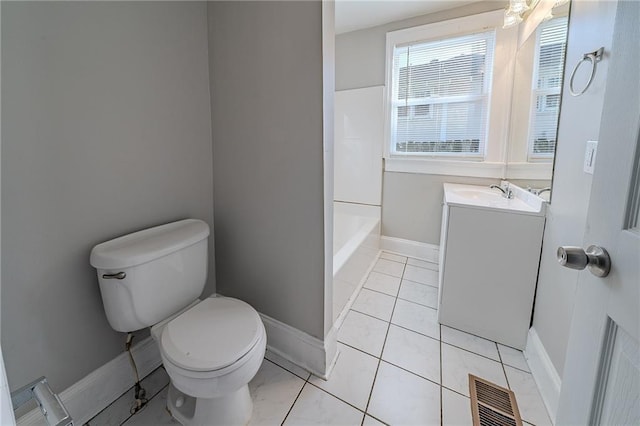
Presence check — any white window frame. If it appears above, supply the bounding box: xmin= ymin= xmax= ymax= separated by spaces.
xmin=384 ymin=10 xmax=518 ymax=177
xmin=389 ymin=30 xmax=495 ymax=160
xmin=527 ymin=16 xmax=569 ymax=162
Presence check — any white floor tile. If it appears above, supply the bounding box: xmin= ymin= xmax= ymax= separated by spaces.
xmin=362 ymin=415 xmax=386 ymax=426
xmin=407 ymin=258 xmax=439 ymax=271
xmin=367 ymin=362 xmax=440 ymax=426
xmin=92 ymin=264 xmax=548 ymax=426
xmin=498 ymin=344 xmax=530 ymax=372
xmin=398 ymin=280 xmax=438 ymax=309
xmin=391 ymin=299 xmax=440 ymax=340
xmin=248 ymin=360 xmax=306 ymax=426
xmin=338 ymin=310 xmax=389 ymax=357
xmin=380 ymin=252 xmax=407 ymax=264
xmin=441 ymin=344 xmax=507 ymax=397
xmin=402 ymin=265 xmax=439 ymax=286
xmin=441 ymin=326 xmax=500 ymax=361
xmin=382 ymin=325 xmax=440 ymax=384
xmin=504 ymin=366 xmax=552 ymax=426
xmin=121 ymin=387 xmax=177 ymax=426
xmin=372 ymin=259 xmax=405 ymax=278
xmin=442 ymin=388 xmax=472 ymax=426
xmin=283 ymin=384 xmax=363 ymax=425
xmin=364 ymin=271 xmax=401 ymax=297
xmin=351 ymin=288 xmax=396 ymax=321
xmin=89 ymin=367 xmax=170 ymax=426
xmin=309 ymin=343 xmax=378 ymax=410
xmin=265 ymin=350 xmax=311 ymax=380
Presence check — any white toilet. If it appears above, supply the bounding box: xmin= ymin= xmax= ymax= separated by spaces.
xmin=90 ymin=219 xmax=266 ymax=426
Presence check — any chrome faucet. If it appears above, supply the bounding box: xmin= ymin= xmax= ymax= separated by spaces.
xmin=490 ymin=184 xmax=513 ymax=199
xmin=526 ymin=186 xmax=551 ymax=196
xmin=536 ymin=187 xmax=551 ymax=196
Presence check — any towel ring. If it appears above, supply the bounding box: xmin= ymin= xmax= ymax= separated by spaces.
xmin=569 ymin=47 xmax=604 ymax=96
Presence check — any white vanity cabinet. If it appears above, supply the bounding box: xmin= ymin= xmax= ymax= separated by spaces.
xmin=437 ymin=183 xmax=546 ymax=349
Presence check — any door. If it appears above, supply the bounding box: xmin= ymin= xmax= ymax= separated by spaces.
xmin=555 ymin=1 xmax=640 ymax=424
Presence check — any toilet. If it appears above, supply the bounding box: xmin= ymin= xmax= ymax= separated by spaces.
xmin=90 ymin=219 xmax=266 ymax=426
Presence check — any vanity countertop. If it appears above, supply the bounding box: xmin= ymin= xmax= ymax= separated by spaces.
xmin=443 ymin=183 xmax=546 ymax=216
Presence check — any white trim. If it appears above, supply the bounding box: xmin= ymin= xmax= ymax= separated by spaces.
xmin=258 ymin=313 xmax=338 ymax=380
xmin=380 ymin=236 xmax=439 ymax=263
xmin=383 ymin=158 xmax=553 ymax=180
xmin=384 ymin=158 xmax=506 ymax=178
xmin=322 ymin=325 xmax=340 ymax=380
xmin=506 ymin=162 xmax=553 ymax=180
xmin=17 ymin=337 xmax=161 ymax=426
xmin=524 ymin=327 xmax=561 ymax=423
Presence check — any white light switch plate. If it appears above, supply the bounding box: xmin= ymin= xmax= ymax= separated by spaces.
xmin=584 ymin=140 xmax=598 ymax=174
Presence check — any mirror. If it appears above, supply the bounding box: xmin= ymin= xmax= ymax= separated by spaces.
xmin=505 ymin=1 xmax=571 ymax=200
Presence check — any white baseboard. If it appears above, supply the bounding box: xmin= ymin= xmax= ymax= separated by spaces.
xmin=259 ymin=313 xmax=337 ymax=380
xmin=17 ymin=310 xmax=341 ymax=425
xmin=524 ymin=327 xmax=561 ymax=423
xmin=380 ymin=236 xmax=439 ymax=263
xmin=17 ymin=311 xmax=339 ymax=425
xmin=18 ymin=336 xmax=161 ymax=426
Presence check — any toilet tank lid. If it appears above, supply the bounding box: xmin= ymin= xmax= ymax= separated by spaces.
xmin=90 ymin=219 xmax=210 ymax=270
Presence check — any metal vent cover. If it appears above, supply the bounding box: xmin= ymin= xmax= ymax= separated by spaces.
xmin=469 ymin=374 xmax=523 ymax=426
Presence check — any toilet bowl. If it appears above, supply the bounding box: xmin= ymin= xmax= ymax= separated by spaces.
xmin=90 ymin=219 xmax=266 ymax=426
xmin=151 ymin=297 xmax=266 ymax=425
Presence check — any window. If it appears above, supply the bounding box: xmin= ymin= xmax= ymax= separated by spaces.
xmin=390 ymin=31 xmax=495 ymax=157
xmin=383 ymin=10 xmax=566 ymax=177
xmin=529 ymin=17 xmax=568 ymax=159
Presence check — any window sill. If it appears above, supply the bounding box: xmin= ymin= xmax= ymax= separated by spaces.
xmin=384 ymin=158 xmax=553 ymax=180
xmin=385 ymin=157 xmax=505 ymax=178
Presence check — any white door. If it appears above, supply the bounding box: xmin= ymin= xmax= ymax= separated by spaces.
xmin=555 ymin=1 xmax=640 ymax=424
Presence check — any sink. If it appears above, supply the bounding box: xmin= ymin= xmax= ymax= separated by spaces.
xmin=444 ymin=182 xmax=546 ymax=216
xmin=452 ymin=189 xmax=504 ymax=200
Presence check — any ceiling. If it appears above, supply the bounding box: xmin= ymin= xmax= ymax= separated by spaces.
xmin=335 ymin=0 xmax=487 ymax=34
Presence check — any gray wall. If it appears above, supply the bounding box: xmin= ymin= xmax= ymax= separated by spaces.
xmin=336 ymin=1 xmax=547 ymax=245
xmin=383 ymin=174 xmax=497 ymax=243
xmin=208 ymin=2 xmax=327 ymax=339
xmin=1 ymin=2 xmax=214 ymax=391
xmin=384 ymin=174 xmax=550 ymax=243
xmin=531 ymin=0 xmax=618 ymax=376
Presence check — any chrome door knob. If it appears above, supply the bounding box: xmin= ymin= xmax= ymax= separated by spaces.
xmin=557 ymin=245 xmax=611 ymax=277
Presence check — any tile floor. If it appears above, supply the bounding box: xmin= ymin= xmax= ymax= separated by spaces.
xmin=87 ymin=252 xmax=552 ymax=426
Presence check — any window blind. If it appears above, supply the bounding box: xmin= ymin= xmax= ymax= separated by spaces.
xmin=529 ymin=17 xmax=569 ymax=159
xmin=391 ymin=30 xmax=496 ymax=156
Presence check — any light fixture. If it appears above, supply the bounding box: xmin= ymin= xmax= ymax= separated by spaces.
xmin=503 ymin=8 xmax=524 ymax=28
xmin=502 ymin=0 xmax=546 ymax=28
xmin=509 ymin=0 xmax=530 ymax=15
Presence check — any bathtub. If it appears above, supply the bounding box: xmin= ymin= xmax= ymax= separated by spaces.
xmin=333 ymin=202 xmax=381 ymax=323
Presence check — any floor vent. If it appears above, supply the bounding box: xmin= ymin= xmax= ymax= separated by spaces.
xmin=469 ymin=374 xmax=523 ymax=426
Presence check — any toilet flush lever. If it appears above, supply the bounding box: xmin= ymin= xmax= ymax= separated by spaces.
xmin=103 ymin=271 xmax=126 ymax=280
xmin=557 ymin=245 xmax=611 ymax=277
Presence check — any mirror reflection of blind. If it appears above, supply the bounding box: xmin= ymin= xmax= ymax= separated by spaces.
xmin=391 ymin=31 xmax=495 ymax=156
xmin=530 ymin=17 xmax=569 ymax=159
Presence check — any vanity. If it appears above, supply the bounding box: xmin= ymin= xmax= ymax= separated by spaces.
xmin=437 ymin=183 xmax=546 ymax=349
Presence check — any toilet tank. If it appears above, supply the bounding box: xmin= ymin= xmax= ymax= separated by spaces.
xmin=90 ymin=219 xmax=210 ymax=332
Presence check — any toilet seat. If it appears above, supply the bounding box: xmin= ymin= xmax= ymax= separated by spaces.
xmin=160 ymin=297 xmax=263 ymax=373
